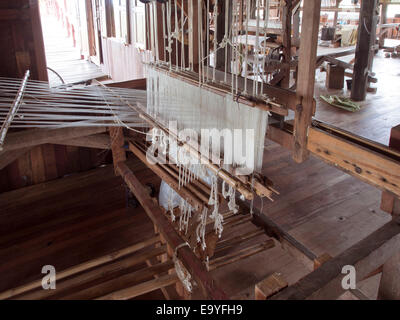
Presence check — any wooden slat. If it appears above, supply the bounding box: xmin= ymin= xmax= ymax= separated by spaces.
xmin=17 ymin=244 xmax=167 ymax=300
xmin=60 ymin=134 xmax=111 ymax=150
xmin=209 ymin=240 xmax=275 ymax=270
xmin=96 ymin=273 xmax=179 ymax=300
xmin=0 ymin=236 xmax=160 ymax=300
xmin=0 ymin=127 xmax=107 ymax=152
xmin=116 ymin=161 xmax=228 ymax=300
xmin=63 ymin=260 xmax=174 ymax=300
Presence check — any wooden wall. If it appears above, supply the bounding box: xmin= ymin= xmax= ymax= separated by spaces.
xmin=0 ymin=0 xmax=111 ymax=194
xmin=0 ymin=0 xmax=48 ymax=80
xmin=0 ymin=145 xmax=111 ymax=193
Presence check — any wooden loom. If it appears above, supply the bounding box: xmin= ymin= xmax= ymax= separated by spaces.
xmin=1 ymin=0 xmax=400 ymax=300
xmin=109 ymin=0 xmax=400 ymax=300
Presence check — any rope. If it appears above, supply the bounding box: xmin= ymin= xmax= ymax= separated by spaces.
xmin=173 ymin=242 xmax=193 ymax=293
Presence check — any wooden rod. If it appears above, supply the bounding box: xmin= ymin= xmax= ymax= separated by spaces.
xmin=96 ymin=273 xmax=179 ymax=300
xmin=0 ymin=236 xmax=161 ymax=300
xmin=116 ymin=162 xmax=228 ymax=299
xmin=0 ymin=70 xmax=30 ymax=150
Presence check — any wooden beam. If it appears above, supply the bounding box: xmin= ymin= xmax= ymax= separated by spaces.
xmin=247 ymin=203 xmax=316 ymax=271
xmin=271 ymin=218 xmax=400 ymax=300
xmin=60 ymin=134 xmax=111 ymax=150
xmin=308 ymin=126 xmax=400 ymax=199
xmin=351 ymin=0 xmax=379 ymax=101
xmin=116 ymin=162 xmax=228 ymax=300
xmin=109 ymin=127 xmax=126 ymax=174
xmin=381 ymin=125 xmax=400 ymax=215
xmin=255 ymin=272 xmax=288 ymax=300
xmin=129 ymin=141 xmax=207 ymax=210
xmin=0 ymin=127 xmax=107 ymax=152
xmin=0 ymin=236 xmax=160 ymax=300
xmin=105 ymin=78 xmax=146 ymax=90
xmin=0 ymin=147 xmax=31 ymax=170
xmin=66 ymin=260 xmax=175 ymax=300
xmin=293 ymin=0 xmax=321 ymax=163
xmin=0 ymin=134 xmax=110 ymax=170
xmin=267 ymin=121 xmax=400 ymax=200
xmin=96 ymin=273 xmax=179 ymax=300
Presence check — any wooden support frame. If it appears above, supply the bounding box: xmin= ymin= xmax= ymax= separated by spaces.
xmin=116 ymin=161 xmax=228 ymax=300
xmin=351 ymin=0 xmax=379 ymax=101
xmin=293 ymin=0 xmax=321 ymax=163
xmin=267 ymin=121 xmax=400 ymax=200
xmin=271 ymin=218 xmax=400 ymax=300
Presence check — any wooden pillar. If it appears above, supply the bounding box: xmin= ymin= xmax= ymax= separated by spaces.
xmin=105 ymin=0 xmax=115 ymax=38
xmin=29 ymin=0 xmax=49 ymax=81
xmin=281 ymin=0 xmax=293 ymax=89
xmin=378 ymin=2 xmax=388 ymax=48
xmin=188 ymin=0 xmax=199 ymax=71
xmin=381 ymin=125 xmax=400 ymax=216
xmin=378 ymin=124 xmax=400 ymax=300
xmin=333 ymin=0 xmax=342 ymax=29
xmin=293 ymin=5 xmax=300 ymax=46
xmin=215 ymin=0 xmax=232 ymax=71
xmin=351 ymin=0 xmax=379 ymax=101
xmin=293 ymin=0 xmax=321 ymax=163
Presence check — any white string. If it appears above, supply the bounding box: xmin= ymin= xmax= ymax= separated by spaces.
xmin=196 ymin=206 xmax=208 ymax=250
xmin=173 ymin=242 xmax=193 ymax=293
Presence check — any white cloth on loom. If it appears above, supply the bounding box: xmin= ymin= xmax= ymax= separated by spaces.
xmin=146 ymin=67 xmax=269 ymax=174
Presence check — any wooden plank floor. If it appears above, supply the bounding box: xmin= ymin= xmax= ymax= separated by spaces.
xmin=41 ymin=16 xmax=106 ymax=86
xmin=315 ymin=49 xmax=400 ymax=145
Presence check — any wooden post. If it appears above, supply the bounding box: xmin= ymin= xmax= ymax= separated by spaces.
xmin=29 ymin=0 xmax=48 ymax=81
xmin=381 ymin=125 xmax=400 ymax=215
xmin=281 ymin=0 xmax=293 ymax=89
xmin=333 ymin=0 xmax=342 ymax=30
xmin=188 ymin=0 xmax=199 ymax=71
xmin=351 ymin=0 xmax=379 ymax=101
xmin=293 ymin=5 xmax=300 ymax=45
xmin=378 ymin=2 xmax=388 ymax=48
xmin=378 ymin=124 xmax=400 ymax=300
xmin=215 ymin=0 xmax=232 ymax=71
xmin=293 ymin=0 xmax=321 ymax=163
xmin=326 ymin=63 xmax=345 ymax=89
